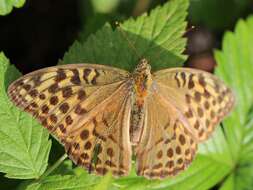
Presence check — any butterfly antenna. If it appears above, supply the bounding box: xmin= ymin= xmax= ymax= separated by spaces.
xmin=115 ymin=21 xmax=141 ymax=59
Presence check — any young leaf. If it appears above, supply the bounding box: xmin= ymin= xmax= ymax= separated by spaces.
xmin=0 ymin=52 xmax=51 ymax=179
xmin=214 ymin=16 xmax=253 ymax=190
xmin=0 ymin=0 xmax=25 ymax=15
xmin=62 ymin=0 xmax=188 ymax=71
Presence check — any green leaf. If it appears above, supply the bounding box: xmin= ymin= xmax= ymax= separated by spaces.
xmin=62 ymin=0 xmax=188 ymax=71
xmin=50 ymin=160 xmax=74 ymax=176
xmin=93 ymin=173 xmax=113 ymax=190
xmin=0 ymin=0 xmax=25 ymax=15
xmin=0 ymin=52 xmax=51 ymax=179
xmin=26 ymin=170 xmax=101 ymax=190
xmin=219 ymin=174 xmax=234 ymax=190
xmin=214 ymin=16 xmax=253 ymax=190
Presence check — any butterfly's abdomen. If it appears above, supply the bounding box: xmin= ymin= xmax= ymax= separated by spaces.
xmin=129 ymin=100 xmax=145 ymax=145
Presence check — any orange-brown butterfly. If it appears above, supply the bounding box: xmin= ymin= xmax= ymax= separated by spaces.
xmin=7 ymin=57 xmax=234 ymax=179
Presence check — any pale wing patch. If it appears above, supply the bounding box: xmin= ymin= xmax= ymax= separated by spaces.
xmin=153 ymin=68 xmax=235 ymax=142
xmin=136 ymin=92 xmax=197 ymax=179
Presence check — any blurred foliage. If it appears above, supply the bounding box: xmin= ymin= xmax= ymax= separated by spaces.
xmin=0 ymin=0 xmax=253 ymax=190
xmin=188 ymin=0 xmax=252 ymax=31
xmin=215 ymin=16 xmax=253 ymax=190
xmin=0 ymin=0 xmax=25 ymax=15
xmin=91 ymin=0 xmax=120 ymax=14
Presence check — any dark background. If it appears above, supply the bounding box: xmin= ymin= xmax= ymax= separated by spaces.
xmin=1 ymin=0 xmax=252 ymax=75
xmin=0 ymin=0 xmax=252 ymax=189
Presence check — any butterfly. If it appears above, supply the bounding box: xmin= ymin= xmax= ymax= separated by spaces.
xmin=7 ymin=58 xmax=234 ymax=179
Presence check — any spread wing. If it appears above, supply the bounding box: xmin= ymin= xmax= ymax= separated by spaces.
xmin=136 ymin=67 xmax=234 ymax=179
xmin=8 ymin=64 xmax=132 ymax=176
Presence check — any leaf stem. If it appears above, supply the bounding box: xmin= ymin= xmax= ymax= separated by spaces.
xmin=39 ymin=153 xmax=68 ymax=179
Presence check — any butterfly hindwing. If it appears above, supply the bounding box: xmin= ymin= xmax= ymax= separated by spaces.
xmin=136 ymin=91 xmax=197 ymax=179
xmin=153 ymin=68 xmax=235 ymax=142
xmin=8 ymin=64 xmax=132 ymax=176
xmin=64 ymin=82 xmax=132 ymax=176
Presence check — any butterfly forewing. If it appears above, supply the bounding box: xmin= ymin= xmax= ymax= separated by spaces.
xmin=153 ymin=68 xmax=235 ymax=142
xmin=8 ymin=64 xmax=132 ymax=176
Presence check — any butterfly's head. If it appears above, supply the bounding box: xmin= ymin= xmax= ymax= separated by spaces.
xmin=134 ymin=58 xmax=151 ymax=74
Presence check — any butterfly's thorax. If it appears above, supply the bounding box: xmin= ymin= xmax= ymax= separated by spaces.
xmin=130 ymin=59 xmax=152 ymax=145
